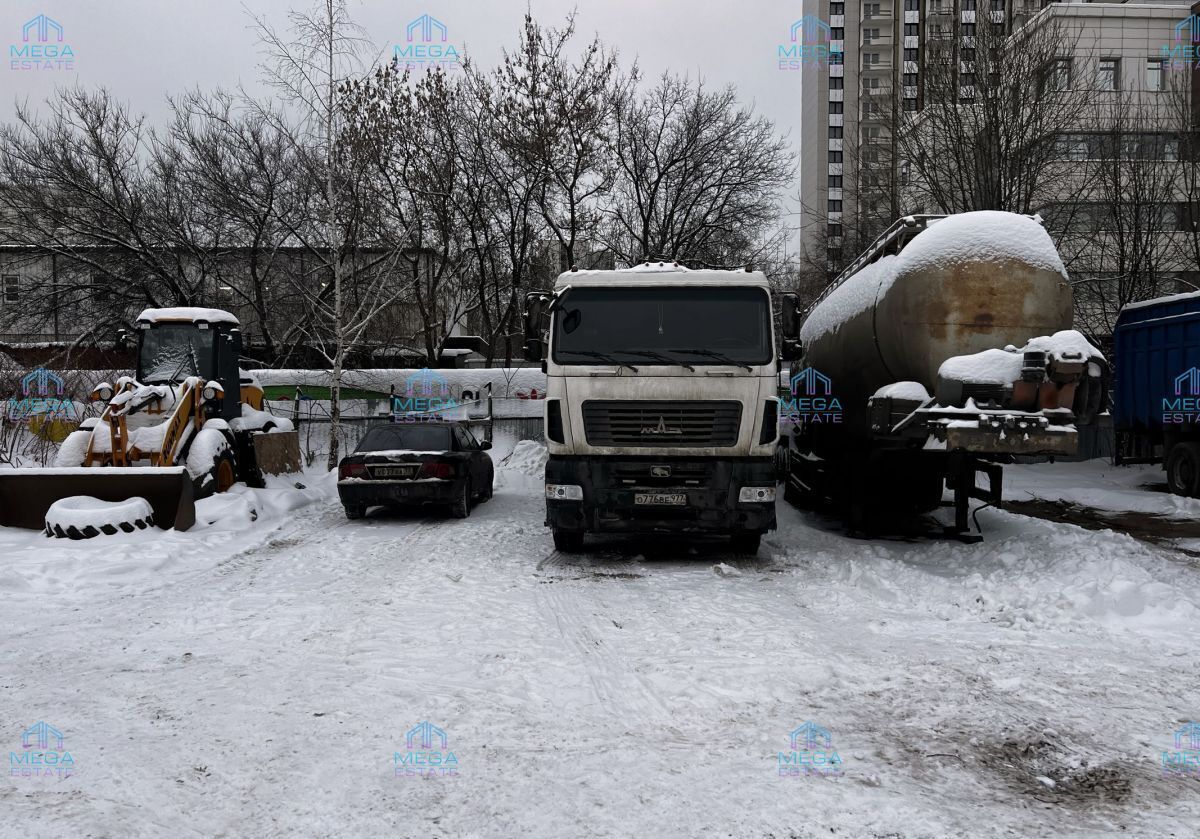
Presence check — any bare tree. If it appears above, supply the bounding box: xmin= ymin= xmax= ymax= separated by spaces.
xmin=603 ymin=73 xmax=795 ymax=268
xmin=898 ymin=14 xmax=1097 ymax=215
xmin=249 ymin=0 xmax=403 ymax=468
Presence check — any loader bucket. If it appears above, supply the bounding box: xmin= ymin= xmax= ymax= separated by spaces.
xmin=0 ymin=466 xmax=196 ymax=532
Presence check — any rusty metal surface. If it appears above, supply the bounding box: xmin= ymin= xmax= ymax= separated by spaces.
xmin=944 ymin=426 xmax=1078 ymax=457
xmin=253 ymin=430 xmax=303 ymax=475
xmin=0 ymin=468 xmax=196 ymax=531
xmin=803 ymin=256 xmax=1072 ymax=435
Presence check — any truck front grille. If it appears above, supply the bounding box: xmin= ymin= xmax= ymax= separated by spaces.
xmin=581 ymin=400 xmax=742 ymax=447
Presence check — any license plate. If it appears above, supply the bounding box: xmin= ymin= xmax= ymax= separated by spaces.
xmin=634 ymin=492 xmax=686 ymax=506
xmin=372 ymin=466 xmax=415 ymax=478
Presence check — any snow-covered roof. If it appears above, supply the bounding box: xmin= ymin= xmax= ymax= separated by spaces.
xmin=801 ymin=211 xmax=1066 ymax=344
xmin=137 ymin=307 xmax=240 ymax=325
xmin=554 ymin=266 xmax=769 ymax=290
xmin=1121 ymin=290 xmax=1200 ymax=313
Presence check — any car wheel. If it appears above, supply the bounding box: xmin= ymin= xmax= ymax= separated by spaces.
xmin=730 ymin=531 xmax=762 ymax=556
xmin=344 ymin=505 xmax=365 ymax=520
xmin=553 ymin=529 xmax=584 ymax=553
xmin=451 ymin=480 xmax=471 ymax=518
xmin=1166 ymin=442 xmax=1200 ymax=497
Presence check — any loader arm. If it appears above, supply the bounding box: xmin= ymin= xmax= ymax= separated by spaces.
xmin=150 ymin=379 xmax=203 ymax=467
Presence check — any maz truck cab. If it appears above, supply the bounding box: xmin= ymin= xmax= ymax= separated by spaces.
xmin=524 ymin=263 xmax=798 ymax=555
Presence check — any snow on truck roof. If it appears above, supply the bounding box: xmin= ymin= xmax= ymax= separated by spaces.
xmin=554 ymin=264 xmax=770 ymax=290
xmin=137 ymin=307 xmax=240 ymax=325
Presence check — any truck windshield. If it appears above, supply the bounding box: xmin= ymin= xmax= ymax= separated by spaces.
xmin=138 ymin=325 xmax=216 ymax=383
xmin=551 ymin=286 xmax=772 ymax=366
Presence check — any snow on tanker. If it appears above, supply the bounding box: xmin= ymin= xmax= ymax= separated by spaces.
xmin=781 ymin=211 xmax=1109 ymax=539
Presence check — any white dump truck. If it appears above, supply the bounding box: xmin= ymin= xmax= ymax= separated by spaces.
xmin=523 ymin=263 xmax=796 ymax=555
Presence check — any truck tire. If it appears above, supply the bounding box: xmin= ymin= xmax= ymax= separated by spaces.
xmin=553 ymin=530 xmax=584 ymax=552
xmin=45 ymin=496 xmax=155 ymax=539
xmin=1166 ymin=442 xmax=1200 ymax=497
xmin=730 ymin=531 xmax=762 ymax=555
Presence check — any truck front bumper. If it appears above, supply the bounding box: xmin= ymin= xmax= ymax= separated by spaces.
xmin=544 ymin=455 xmax=777 ymax=535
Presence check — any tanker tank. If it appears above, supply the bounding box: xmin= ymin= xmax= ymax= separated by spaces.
xmin=799 ymin=211 xmax=1073 ymax=434
xmin=782 ymin=211 xmax=1109 ymax=540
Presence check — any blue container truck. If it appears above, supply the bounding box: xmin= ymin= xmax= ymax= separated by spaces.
xmin=1113 ymin=291 xmax=1200 ymax=495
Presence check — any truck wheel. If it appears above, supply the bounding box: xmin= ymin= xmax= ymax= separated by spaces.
xmin=730 ymin=532 xmax=762 ymax=555
xmin=552 ymin=530 xmax=584 ymax=552
xmin=1166 ymin=443 xmax=1200 ymax=497
xmin=344 ymin=505 xmax=366 ymax=520
xmin=45 ymin=496 xmax=155 ymax=539
xmin=450 ymin=479 xmax=472 ymax=518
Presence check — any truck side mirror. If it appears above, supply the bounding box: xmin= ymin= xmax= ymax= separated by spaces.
xmin=523 ymin=292 xmax=550 ymax=362
xmin=523 ymin=339 xmax=544 ymax=362
xmin=779 ymin=292 xmax=800 ymax=339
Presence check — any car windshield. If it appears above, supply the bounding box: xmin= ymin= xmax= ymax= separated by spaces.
xmin=138 ymin=325 xmax=215 ymax=383
xmin=551 ymin=286 xmax=772 ymax=366
xmin=356 ymin=425 xmax=452 ymax=453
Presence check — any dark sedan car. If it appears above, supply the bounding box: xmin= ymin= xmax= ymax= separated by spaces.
xmin=336 ymin=422 xmax=494 ymax=519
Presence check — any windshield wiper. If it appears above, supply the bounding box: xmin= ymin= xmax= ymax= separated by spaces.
xmin=667 ymin=348 xmax=753 ymax=372
xmin=556 ymin=349 xmax=640 ymax=372
xmin=619 ymin=350 xmax=695 ymax=371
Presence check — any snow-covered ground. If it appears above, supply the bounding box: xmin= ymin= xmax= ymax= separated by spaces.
xmin=2 ymin=452 xmax=1199 ymax=837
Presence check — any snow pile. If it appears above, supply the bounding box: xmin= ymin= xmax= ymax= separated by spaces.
xmin=939 ymin=329 xmax=1104 ymax=385
xmin=137 ymin=307 xmax=239 ymax=324
xmin=874 ymin=381 xmax=930 ymax=401
xmin=501 ymin=440 xmax=548 ymax=476
xmin=232 ymin=404 xmax=294 ymax=433
xmin=802 ymin=212 xmax=1065 ymax=344
xmin=45 ymin=496 xmax=152 ymax=531
xmin=0 ymin=467 xmax=335 ymax=598
xmin=898 ymin=211 xmax=1066 ymax=277
xmin=800 ymin=254 xmax=899 ymax=344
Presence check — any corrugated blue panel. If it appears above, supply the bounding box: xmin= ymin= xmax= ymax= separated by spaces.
xmin=1114 ymin=295 xmax=1200 ymax=432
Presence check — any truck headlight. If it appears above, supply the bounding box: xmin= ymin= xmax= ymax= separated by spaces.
xmin=738 ymin=486 xmax=776 ymax=503
xmin=546 ymin=484 xmax=584 ymax=501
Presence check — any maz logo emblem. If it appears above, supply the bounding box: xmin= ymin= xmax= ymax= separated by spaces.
xmin=640 ymin=416 xmax=683 ymax=436
xmin=650 ymin=465 xmax=672 ymax=477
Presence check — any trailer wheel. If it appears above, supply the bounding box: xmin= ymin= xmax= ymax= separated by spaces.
xmin=552 ymin=530 xmax=584 ymax=552
xmin=1166 ymin=443 xmax=1200 ymax=497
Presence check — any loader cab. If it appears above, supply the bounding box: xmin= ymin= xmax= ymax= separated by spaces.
xmin=135 ymin=309 xmax=243 ymax=421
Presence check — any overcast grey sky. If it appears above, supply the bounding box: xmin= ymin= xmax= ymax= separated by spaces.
xmin=1 ymin=0 xmax=805 ymax=244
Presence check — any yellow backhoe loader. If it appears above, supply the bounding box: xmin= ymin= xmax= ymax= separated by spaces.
xmin=0 ymin=307 xmax=302 ymax=533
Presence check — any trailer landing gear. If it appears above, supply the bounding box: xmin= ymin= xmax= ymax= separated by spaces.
xmin=944 ymin=456 xmax=1003 ymax=544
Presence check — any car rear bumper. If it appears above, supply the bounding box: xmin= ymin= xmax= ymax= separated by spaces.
xmin=545 ymin=455 xmax=777 ymax=535
xmin=337 ymin=478 xmax=460 ymax=508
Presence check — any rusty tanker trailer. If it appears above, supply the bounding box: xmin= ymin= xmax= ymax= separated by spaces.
xmin=781 ymin=211 xmax=1108 ymax=539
